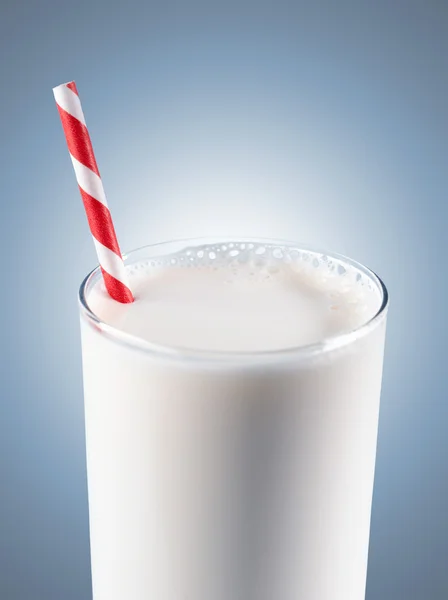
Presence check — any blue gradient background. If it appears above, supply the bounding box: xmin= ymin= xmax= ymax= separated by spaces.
xmin=1 ymin=1 xmax=447 ymax=598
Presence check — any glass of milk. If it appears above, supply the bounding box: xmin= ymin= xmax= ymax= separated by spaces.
xmin=79 ymin=238 xmax=388 ymax=600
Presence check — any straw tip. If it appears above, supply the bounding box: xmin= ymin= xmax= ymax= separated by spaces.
xmin=52 ymin=81 xmax=79 ymax=96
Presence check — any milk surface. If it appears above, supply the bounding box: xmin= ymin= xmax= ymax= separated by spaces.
xmin=81 ymin=240 xmax=387 ymax=600
xmin=88 ymin=241 xmax=380 ymax=352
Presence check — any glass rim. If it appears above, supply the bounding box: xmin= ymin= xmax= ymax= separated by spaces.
xmin=79 ymin=237 xmax=389 ymax=363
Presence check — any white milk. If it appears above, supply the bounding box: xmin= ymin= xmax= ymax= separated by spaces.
xmin=80 ymin=240 xmax=387 ymax=600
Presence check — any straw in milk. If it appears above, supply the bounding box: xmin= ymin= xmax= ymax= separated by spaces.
xmin=53 ymin=81 xmax=133 ymax=303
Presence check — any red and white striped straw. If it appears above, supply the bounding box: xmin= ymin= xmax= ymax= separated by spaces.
xmin=53 ymin=81 xmax=133 ymax=303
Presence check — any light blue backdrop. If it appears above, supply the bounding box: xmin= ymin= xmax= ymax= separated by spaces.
xmin=0 ymin=1 xmax=447 ymax=598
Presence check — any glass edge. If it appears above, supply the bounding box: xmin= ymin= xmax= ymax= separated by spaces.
xmin=78 ymin=237 xmax=389 ymax=364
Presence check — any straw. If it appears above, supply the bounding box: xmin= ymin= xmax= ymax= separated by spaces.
xmin=53 ymin=81 xmax=133 ymax=303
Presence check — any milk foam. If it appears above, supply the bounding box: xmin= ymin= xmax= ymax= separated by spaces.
xmin=87 ymin=242 xmax=381 ymax=352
